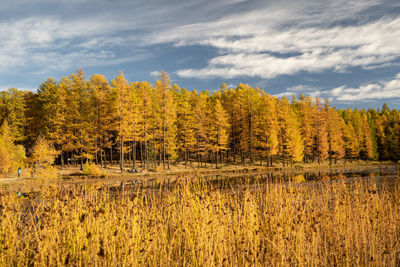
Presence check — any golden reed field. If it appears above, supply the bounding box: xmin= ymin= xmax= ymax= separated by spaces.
xmin=0 ymin=176 xmax=399 ymax=266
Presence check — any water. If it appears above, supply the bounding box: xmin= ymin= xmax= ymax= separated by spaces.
xmin=122 ymin=167 xmax=399 ymax=194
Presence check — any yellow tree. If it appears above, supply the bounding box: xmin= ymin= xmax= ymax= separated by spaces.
xmin=258 ymin=93 xmax=279 ymax=167
xmin=30 ymin=135 xmax=58 ymax=175
xmin=298 ymin=95 xmax=315 ymax=162
xmin=220 ymin=87 xmax=236 ymax=162
xmin=0 ymin=122 xmax=26 ymax=176
xmin=232 ymin=84 xmax=250 ymax=165
xmin=154 ymin=71 xmax=177 ymax=169
xmin=112 ymin=72 xmax=132 ymax=172
xmin=192 ymin=90 xmax=209 ymax=167
xmin=314 ymin=98 xmax=329 ymax=163
xmin=0 ymin=88 xmax=27 ymax=144
xmin=68 ymin=69 xmax=95 ymax=170
xmin=278 ymin=97 xmax=304 ymax=166
xmin=89 ymin=74 xmax=113 ymax=168
xmin=325 ymin=101 xmax=345 ymax=164
xmin=360 ymin=113 xmax=374 ymax=160
xmin=174 ymin=87 xmax=196 ymax=168
xmin=210 ymin=97 xmax=230 ymax=168
xmin=343 ymin=122 xmax=359 ymax=161
xmin=135 ymin=81 xmax=152 ymax=170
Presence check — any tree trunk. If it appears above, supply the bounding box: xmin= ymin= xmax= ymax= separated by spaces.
xmin=144 ymin=138 xmax=148 ymax=170
xmin=80 ymin=147 xmax=83 ymax=171
xmin=133 ymin=141 xmax=136 ymax=171
xmin=140 ymin=141 xmax=143 ymax=168
xmin=110 ymin=143 xmax=113 ymax=166
xmin=60 ymin=151 xmax=64 ymax=170
xmin=162 ymin=120 xmax=166 ymax=170
xmin=120 ymin=136 xmax=124 ymax=172
xmin=185 ymin=148 xmax=188 ymax=169
xmin=95 ymin=141 xmax=98 ymax=165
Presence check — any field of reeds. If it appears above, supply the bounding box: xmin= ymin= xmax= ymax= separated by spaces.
xmin=0 ymin=177 xmax=399 ymax=266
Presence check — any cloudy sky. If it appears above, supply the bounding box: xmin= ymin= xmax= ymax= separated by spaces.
xmin=1 ymin=0 xmax=399 ymax=108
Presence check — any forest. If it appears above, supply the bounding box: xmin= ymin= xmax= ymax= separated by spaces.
xmin=0 ymin=69 xmax=399 ymax=175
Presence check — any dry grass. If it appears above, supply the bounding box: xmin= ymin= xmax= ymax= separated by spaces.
xmin=0 ymin=177 xmax=399 ymax=266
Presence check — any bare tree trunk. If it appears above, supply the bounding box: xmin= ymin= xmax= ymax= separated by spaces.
xmin=132 ymin=141 xmax=136 ymax=171
xmin=144 ymin=139 xmax=148 ymax=170
xmin=60 ymin=151 xmax=64 ymax=170
xmin=185 ymin=148 xmax=188 ymax=169
xmin=215 ymin=151 xmax=218 ymax=168
xmin=80 ymin=147 xmax=83 ymax=171
xmin=110 ymin=143 xmax=113 ymax=166
xmin=95 ymin=140 xmax=98 ymax=165
xmin=140 ymin=141 xmax=143 ymax=168
xmin=120 ymin=136 xmax=124 ymax=172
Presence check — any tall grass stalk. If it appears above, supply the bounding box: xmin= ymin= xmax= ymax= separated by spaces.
xmin=0 ymin=178 xmax=399 ymax=265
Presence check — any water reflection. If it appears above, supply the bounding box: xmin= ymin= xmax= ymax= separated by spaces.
xmin=125 ymin=169 xmax=399 ymax=194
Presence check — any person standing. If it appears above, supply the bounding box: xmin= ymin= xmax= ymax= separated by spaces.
xmin=18 ymin=167 xmax=21 ymax=178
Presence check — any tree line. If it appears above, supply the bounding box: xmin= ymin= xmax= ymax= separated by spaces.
xmin=0 ymin=69 xmax=399 ymax=174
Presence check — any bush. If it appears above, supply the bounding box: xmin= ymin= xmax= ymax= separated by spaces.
xmin=36 ymin=166 xmax=59 ymax=179
xmin=83 ymin=162 xmax=102 ymax=177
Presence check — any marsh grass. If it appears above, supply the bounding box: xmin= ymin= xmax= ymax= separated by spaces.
xmin=0 ymin=177 xmax=399 ymax=266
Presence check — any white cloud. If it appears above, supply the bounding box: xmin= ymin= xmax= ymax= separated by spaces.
xmin=277 ymin=73 xmax=400 ymax=102
xmin=274 ymin=85 xmax=322 ymax=99
xmin=150 ymin=71 xmax=161 ymax=77
xmin=328 ymin=73 xmax=400 ymax=101
xmin=0 ymin=0 xmax=399 ymax=93
xmin=144 ymin=0 xmax=400 ymax=79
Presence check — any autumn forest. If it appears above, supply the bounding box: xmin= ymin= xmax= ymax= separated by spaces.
xmin=0 ymin=69 xmax=399 ymax=175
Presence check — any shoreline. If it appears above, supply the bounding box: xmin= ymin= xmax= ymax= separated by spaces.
xmin=1 ymin=161 xmax=397 ymax=192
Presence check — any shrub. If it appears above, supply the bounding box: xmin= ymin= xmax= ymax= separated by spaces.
xmin=83 ymin=162 xmax=102 ymax=177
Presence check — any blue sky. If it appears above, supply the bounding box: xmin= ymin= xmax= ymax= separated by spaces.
xmin=1 ymin=0 xmax=399 ymax=109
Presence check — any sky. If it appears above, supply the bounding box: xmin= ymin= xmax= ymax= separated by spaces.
xmin=0 ymin=0 xmax=399 ymax=109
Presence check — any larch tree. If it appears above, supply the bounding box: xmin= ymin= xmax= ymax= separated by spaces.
xmin=258 ymin=93 xmax=279 ymax=167
xmin=0 ymin=88 xmax=27 ymax=144
xmin=192 ymin=90 xmax=209 ymax=167
xmin=313 ymin=98 xmax=329 ymax=163
xmin=298 ymin=95 xmax=315 ymax=163
xmin=278 ymin=97 xmax=304 ymax=166
xmin=136 ymin=81 xmax=152 ymax=170
xmin=360 ymin=113 xmax=374 ymax=160
xmin=112 ymin=72 xmax=132 ymax=172
xmin=211 ymin=96 xmax=230 ymax=168
xmin=68 ymin=69 xmax=94 ymax=170
xmin=0 ymin=122 xmax=26 ymax=176
xmin=155 ymin=71 xmax=177 ymax=169
xmin=89 ymin=74 xmax=113 ymax=168
xmin=343 ymin=122 xmax=359 ymax=161
xmin=325 ymin=100 xmax=345 ymax=164
xmin=174 ymin=87 xmax=196 ymax=168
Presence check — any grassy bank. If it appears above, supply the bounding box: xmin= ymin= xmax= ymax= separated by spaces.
xmin=1 ymin=177 xmax=399 ymax=266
